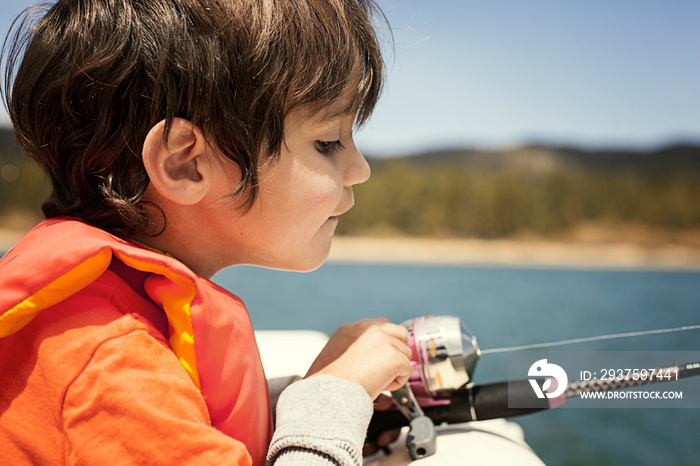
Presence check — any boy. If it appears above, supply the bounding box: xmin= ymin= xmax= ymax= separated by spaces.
xmin=0 ymin=0 xmax=412 ymax=464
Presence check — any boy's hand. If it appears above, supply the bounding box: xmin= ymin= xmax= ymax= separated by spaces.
xmin=304 ymin=318 xmax=413 ymax=400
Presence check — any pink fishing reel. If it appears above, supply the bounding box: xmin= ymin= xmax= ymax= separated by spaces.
xmin=391 ymin=315 xmax=481 ymax=459
xmin=404 ymin=315 xmax=481 ymax=406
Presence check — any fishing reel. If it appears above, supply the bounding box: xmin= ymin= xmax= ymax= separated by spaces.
xmin=390 ymin=315 xmax=481 ymax=459
xmin=402 ymin=315 xmax=481 ymax=405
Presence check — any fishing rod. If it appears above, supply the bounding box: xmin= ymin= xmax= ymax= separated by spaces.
xmin=374 ymin=315 xmax=700 ymax=460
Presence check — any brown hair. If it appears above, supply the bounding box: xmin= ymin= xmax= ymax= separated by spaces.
xmin=2 ymin=0 xmax=386 ymax=237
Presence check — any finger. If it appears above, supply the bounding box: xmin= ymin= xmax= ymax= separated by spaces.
xmin=358 ymin=317 xmax=390 ymax=328
xmin=385 ymin=334 xmax=413 ymax=360
xmin=382 ymin=364 xmax=413 ymax=394
xmin=379 ymin=322 xmax=409 ymax=341
xmin=383 ymin=379 xmax=406 ymax=393
xmin=363 ymin=441 xmax=379 ymax=457
xmin=378 ymin=429 xmax=401 ymax=447
xmin=373 ymin=394 xmax=395 ymax=411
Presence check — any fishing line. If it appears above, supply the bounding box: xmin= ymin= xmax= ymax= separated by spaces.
xmin=480 ymin=324 xmax=700 ymax=355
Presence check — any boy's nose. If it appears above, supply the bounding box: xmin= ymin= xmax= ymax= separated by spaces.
xmin=343 ymin=145 xmax=371 ymax=187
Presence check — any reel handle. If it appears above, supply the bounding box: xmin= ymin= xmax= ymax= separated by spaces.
xmin=390 ymin=384 xmax=437 ymax=460
xmin=406 ymin=415 xmax=437 ymax=459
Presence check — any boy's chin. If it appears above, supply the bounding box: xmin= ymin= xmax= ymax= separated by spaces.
xmin=249 ymin=232 xmax=335 ymax=272
xmin=272 ymin=243 xmax=332 ymax=273
xmin=281 ymin=254 xmax=328 ymax=273
xmin=262 ymin=260 xmax=326 ymax=273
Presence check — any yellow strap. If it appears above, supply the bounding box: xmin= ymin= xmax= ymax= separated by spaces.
xmin=116 ymin=253 xmax=200 ymax=390
xmin=0 ymin=248 xmax=113 ymax=338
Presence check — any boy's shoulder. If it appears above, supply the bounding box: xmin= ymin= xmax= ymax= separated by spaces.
xmin=1 ymin=256 xmax=172 ymax=394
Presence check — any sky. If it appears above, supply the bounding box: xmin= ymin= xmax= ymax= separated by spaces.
xmin=0 ymin=0 xmax=698 ymax=156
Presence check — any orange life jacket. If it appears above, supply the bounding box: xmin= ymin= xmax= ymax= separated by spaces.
xmin=0 ymin=217 xmax=272 ymax=465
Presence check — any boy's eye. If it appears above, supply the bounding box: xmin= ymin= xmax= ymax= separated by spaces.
xmin=315 ymin=140 xmax=345 ymax=156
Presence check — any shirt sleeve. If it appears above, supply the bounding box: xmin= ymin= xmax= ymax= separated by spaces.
xmin=62 ymin=328 xmax=253 ymax=465
xmin=267 ymin=375 xmax=374 ymax=466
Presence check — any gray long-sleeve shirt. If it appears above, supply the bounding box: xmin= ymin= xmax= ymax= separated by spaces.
xmin=268 ymin=375 xmax=373 ymax=465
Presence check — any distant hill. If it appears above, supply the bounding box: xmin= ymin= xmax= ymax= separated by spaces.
xmin=367 ymin=143 xmax=700 ymax=175
xmin=3 ymin=125 xmax=700 ymax=173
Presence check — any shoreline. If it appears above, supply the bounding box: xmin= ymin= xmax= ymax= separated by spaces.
xmin=3 ymin=228 xmax=700 ymax=271
xmin=328 ymin=236 xmax=700 ymax=271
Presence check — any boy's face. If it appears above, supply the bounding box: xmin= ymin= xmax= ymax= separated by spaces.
xmin=203 ymin=97 xmax=370 ymax=272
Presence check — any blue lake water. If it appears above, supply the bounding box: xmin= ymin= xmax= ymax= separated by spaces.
xmin=214 ymin=262 xmax=700 ymax=465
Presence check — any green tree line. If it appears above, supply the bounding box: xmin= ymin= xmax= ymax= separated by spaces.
xmin=336 ymin=159 xmax=700 ymax=238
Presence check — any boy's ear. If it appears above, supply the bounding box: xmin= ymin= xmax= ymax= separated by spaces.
xmin=142 ymin=118 xmax=212 ymax=205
